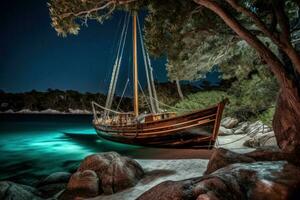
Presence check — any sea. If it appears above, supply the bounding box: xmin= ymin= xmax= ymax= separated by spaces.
xmin=0 ymin=114 xmax=144 ymax=185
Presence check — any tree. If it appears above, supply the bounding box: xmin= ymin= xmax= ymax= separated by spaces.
xmin=48 ymin=0 xmax=300 ymax=154
xmin=192 ymin=0 xmax=300 ymax=154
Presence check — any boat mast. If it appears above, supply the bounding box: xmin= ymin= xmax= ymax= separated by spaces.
xmin=133 ymin=11 xmax=139 ymax=116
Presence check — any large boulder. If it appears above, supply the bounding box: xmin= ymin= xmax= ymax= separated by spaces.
xmin=221 ymin=117 xmax=239 ymax=129
xmin=37 ymin=172 xmax=71 ymax=198
xmin=205 ymin=148 xmax=300 ymax=174
xmin=0 ymin=181 xmax=42 ymax=200
xmin=138 ymin=161 xmax=300 ymax=200
xmin=233 ymin=122 xmax=249 ymax=134
xmin=39 ymin=172 xmax=71 ymax=185
xmin=70 ymin=152 xmax=144 ymax=196
xmin=205 ymin=148 xmax=255 ymax=175
xmin=62 ymin=170 xmax=99 ymax=199
xmin=244 ymin=131 xmax=278 ymax=148
xmin=218 ymin=126 xmax=234 ymax=136
xmin=245 ymin=148 xmax=300 ymax=166
xmin=245 ymin=121 xmax=271 ymax=136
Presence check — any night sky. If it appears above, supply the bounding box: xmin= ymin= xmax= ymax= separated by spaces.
xmin=0 ymin=0 xmax=168 ymax=94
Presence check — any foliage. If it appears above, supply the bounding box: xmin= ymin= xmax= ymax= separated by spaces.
xmin=170 ymin=90 xmax=228 ymax=114
xmin=165 ymin=71 xmax=278 ymax=122
xmin=144 ymin=0 xmax=287 ymax=82
xmin=48 ymin=0 xmax=145 ymax=37
xmin=0 ymin=90 xmax=132 ymax=112
xmin=226 ymin=73 xmax=278 ymax=121
xmin=257 ymin=106 xmax=276 ymax=126
xmin=139 ymin=82 xmax=201 ymax=113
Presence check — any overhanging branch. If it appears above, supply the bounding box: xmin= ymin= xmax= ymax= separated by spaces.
xmin=59 ymin=0 xmax=137 ymax=19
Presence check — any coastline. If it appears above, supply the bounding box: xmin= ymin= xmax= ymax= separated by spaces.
xmin=0 ymin=109 xmax=93 ymax=115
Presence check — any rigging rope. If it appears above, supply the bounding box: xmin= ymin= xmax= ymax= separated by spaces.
xmin=138 ymin=81 xmax=152 ymax=113
xmin=137 ymin=16 xmax=156 ymax=113
xmin=110 ymin=15 xmax=130 ymax=107
xmin=105 ymin=13 xmax=130 ymax=115
xmin=146 ymin=48 xmax=160 ymax=111
xmin=105 ymin=14 xmax=127 ymax=112
xmin=116 ymin=78 xmax=130 ymax=111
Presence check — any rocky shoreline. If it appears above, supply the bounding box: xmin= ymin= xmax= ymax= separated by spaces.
xmin=1 ymin=118 xmax=296 ymax=200
xmin=1 ymin=147 xmax=299 ymax=200
xmin=219 ymin=117 xmax=277 ymax=149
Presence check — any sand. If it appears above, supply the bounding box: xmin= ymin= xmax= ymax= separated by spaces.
xmin=88 ymin=134 xmax=254 ymax=200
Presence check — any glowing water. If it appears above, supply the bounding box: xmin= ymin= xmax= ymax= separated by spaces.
xmin=0 ymin=114 xmax=141 ymax=183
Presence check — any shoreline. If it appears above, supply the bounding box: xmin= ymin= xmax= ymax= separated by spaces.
xmin=0 ymin=111 xmax=93 ymax=115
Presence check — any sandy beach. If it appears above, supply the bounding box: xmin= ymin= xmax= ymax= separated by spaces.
xmin=89 ymin=134 xmax=255 ymax=200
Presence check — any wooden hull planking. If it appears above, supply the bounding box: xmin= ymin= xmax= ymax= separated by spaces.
xmin=93 ymin=100 xmax=226 ymax=148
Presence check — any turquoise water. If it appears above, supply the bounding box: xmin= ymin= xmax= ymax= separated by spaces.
xmin=0 ymin=114 xmax=143 ymax=184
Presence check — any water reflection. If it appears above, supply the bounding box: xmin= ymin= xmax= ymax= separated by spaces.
xmin=0 ymin=114 xmax=141 ymax=183
xmin=0 ymin=114 xmax=211 ymax=184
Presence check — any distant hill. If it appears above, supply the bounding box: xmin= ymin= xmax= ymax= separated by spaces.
xmin=0 ymin=89 xmax=132 ymax=113
xmin=0 ymin=81 xmax=227 ymax=114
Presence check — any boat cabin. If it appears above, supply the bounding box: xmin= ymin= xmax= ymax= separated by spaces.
xmin=144 ymin=112 xmax=176 ymax=122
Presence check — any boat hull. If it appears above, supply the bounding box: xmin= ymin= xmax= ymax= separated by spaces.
xmin=93 ymin=100 xmax=226 ymax=148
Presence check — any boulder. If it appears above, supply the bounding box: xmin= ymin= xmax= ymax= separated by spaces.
xmin=221 ymin=117 xmax=239 ymax=129
xmin=37 ymin=172 xmax=71 ymax=198
xmin=206 ymin=148 xmax=300 ymax=174
xmin=205 ymin=148 xmax=255 ymax=175
xmin=138 ymin=161 xmax=300 ymax=200
xmin=218 ymin=126 xmax=234 ymax=136
xmin=0 ymin=181 xmax=42 ymax=200
xmin=245 ymin=121 xmax=271 ymax=136
xmin=39 ymin=172 xmax=71 ymax=185
xmin=77 ymin=152 xmax=144 ymax=194
xmin=233 ymin=122 xmax=249 ymax=134
xmin=245 ymin=148 xmax=300 ymax=166
xmin=244 ymin=131 xmax=278 ymax=148
xmin=61 ymin=170 xmax=99 ymax=199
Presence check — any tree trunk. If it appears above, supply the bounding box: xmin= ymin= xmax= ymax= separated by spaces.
xmin=175 ymin=78 xmax=184 ymax=100
xmin=273 ymin=81 xmax=300 ymax=154
xmin=195 ymin=0 xmax=300 ymax=154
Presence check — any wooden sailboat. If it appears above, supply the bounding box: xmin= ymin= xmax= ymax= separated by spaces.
xmin=92 ymin=12 xmax=227 ymax=148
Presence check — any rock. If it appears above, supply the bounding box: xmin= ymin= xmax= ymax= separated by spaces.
xmin=138 ymin=161 xmax=300 ymax=200
xmin=62 ymin=160 xmax=81 ymax=173
xmin=0 ymin=181 xmax=42 ymax=200
xmin=245 ymin=148 xmax=300 ymax=166
xmin=244 ymin=131 xmax=278 ymax=148
xmin=37 ymin=172 xmax=71 ymax=198
xmin=77 ymin=152 xmax=144 ymax=194
xmin=245 ymin=121 xmax=271 ymax=136
xmin=39 ymin=172 xmax=71 ymax=186
xmin=218 ymin=126 xmax=234 ymax=136
xmin=38 ymin=183 xmax=66 ymax=198
xmin=62 ymin=170 xmax=99 ymax=199
xmin=206 ymin=148 xmax=300 ymax=174
xmin=205 ymin=148 xmax=255 ymax=175
xmin=233 ymin=122 xmax=249 ymax=134
xmin=221 ymin=117 xmax=239 ymax=129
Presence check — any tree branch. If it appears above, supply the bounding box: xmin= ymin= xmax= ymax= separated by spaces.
xmin=272 ymin=1 xmax=291 ymax=43
xmin=60 ymin=0 xmax=136 ymax=19
xmin=225 ymin=0 xmax=284 ymax=49
xmin=194 ymin=0 xmax=289 ymax=86
xmin=225 ymin=0 xmax=300 ymax=74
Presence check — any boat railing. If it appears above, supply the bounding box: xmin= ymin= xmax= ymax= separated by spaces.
xmin=91 ymin=101 xmax=136 ymax=126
